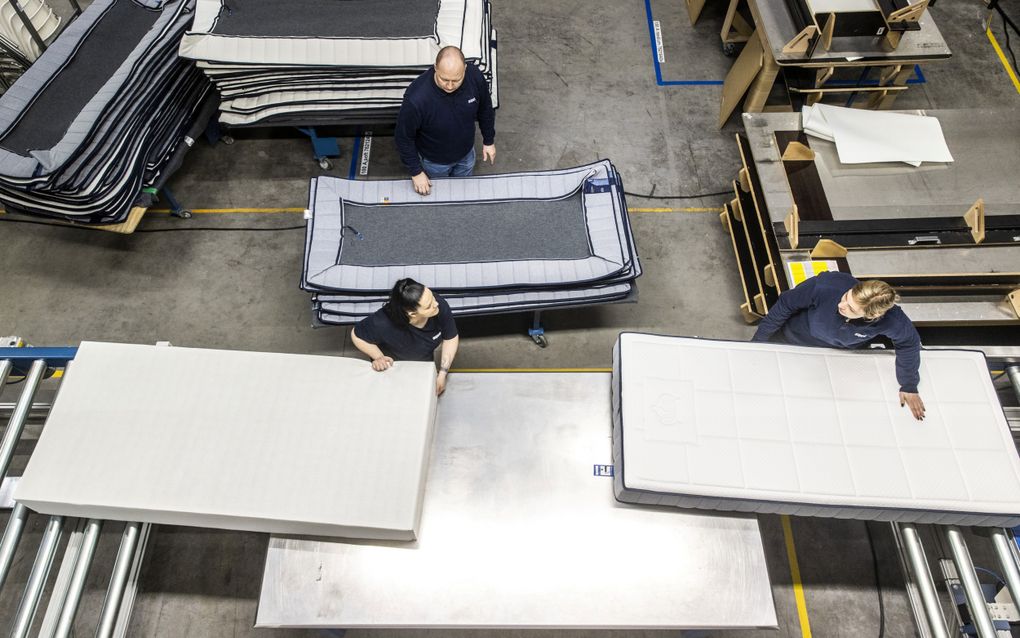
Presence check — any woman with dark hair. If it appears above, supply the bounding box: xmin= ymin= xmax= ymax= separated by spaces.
xmin=351 ymin=278 xmax=459 ymax=395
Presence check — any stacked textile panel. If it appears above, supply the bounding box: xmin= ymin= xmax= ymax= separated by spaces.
xmin=302 ymin=160 xmax=641 ymax=324
xmin=0 ymin=0 xmax=213 ymax=224
xmin=178 ymin=0 xmax=497 ymax=127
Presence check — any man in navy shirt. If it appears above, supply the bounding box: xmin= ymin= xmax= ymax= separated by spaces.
xmin=395 ymin=46 xmax=495 ymax=196
xmin=351 ymin=279 xmax=460 ymax=395
xmin=752 ymin=272 xmax=925 ymax=420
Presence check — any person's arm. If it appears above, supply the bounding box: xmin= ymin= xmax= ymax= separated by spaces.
xmin=751 ymin=276 xmax=819 ymax=342
xmin=435 ymin=335 xmax=460 ymax=396
xmin=350 ymin=326 xmax=393 ymax=372
xmin=475 ymin=70 xmax=495 ymax=163
xmin=888 ymin=313 xmax=925 ymax=420
xmin=394 ymin=100 xmax=426 ymax=178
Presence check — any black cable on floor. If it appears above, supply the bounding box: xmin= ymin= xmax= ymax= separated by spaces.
xmin=0 ymin=216 xmax=304 ymax=233
xmin=623 ymin=189 xmax=730 ymax=200
xmin=864 ymin=520 xmax=887 ymax=638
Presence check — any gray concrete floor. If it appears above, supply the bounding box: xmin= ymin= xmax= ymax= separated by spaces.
xmin=0 ymin=0 xmax=1018 ymax=635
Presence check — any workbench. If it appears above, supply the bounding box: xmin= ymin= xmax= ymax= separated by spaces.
xmin=718 ymin=0 xmax=951 ymax=125
xmin=721 ymin=109 xmax=1020 ymax=329
xmin=256 ymin=372 xmax=777 ymax=630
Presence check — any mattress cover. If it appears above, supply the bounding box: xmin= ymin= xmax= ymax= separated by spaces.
xmin=180 ymin=0 xmax=485 ymax=65
xmin=303 ymin=160 xmax=638 ymax=293
xmin=0 ymin=0 xmax=212 ymax=222
xmin=612 ymin=332 xmax=1020 ymax=526
xmin=16 ymin=342 xmax=439 ymax=540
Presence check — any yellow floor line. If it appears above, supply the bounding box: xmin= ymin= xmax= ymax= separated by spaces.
xmin=987 ymin=27 xmax=1020 ymax=94
xmin=781 ymin=515 xmax=813 ymax=638
xmin=451 ymin=367 xmax=612 ymax=373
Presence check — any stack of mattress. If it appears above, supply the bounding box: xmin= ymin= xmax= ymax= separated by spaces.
xmin=0 ymin=0 xmax=213 ymax=224
xmin=178 ymin=0 xmax=497 ymax=127
xmin=302 ymin=160 xmax=641 ymax=324
xmin=612 ymin=333 xmax=1020 ymax=527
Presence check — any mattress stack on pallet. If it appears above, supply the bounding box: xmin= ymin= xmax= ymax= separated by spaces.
xmin=301 ymin=160 xmax=641 ymax=324
xmin=178 ymin=0 xmax=497 ymax=127
xmin=0 ymin=0 xmax=213 ymax=224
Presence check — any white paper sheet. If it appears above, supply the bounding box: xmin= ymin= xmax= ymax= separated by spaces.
xmin=802 ymin=104 xmax=954 ymax=166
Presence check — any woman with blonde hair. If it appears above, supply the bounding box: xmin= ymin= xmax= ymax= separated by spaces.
xmin=752 ymin=272 xmax=924 ymax=420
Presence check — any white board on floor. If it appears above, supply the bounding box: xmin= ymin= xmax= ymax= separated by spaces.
xmin=15 ymin=342 xmax=438 ymax=540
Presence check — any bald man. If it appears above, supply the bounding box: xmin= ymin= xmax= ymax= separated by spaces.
xmin=395 ymin=46 xmax=496 ymax=195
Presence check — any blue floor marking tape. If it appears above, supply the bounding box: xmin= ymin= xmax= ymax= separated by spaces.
xmin=644 ymin=0 xmax=725 ymax=86
xmin=643 ymin=0 xmax=926 ymax=88
xmin=348 ymin=136 xmax=363 ymax=180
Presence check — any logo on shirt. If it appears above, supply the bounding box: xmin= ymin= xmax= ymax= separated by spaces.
xmin=432 ymin=333 xmax=442 ymax=340
xmin=854 ymin=333 xmax=869 ymax=338
xmin=467 ymin=97 xmax=477 ymax=103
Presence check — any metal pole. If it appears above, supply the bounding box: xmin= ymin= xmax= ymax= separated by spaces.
xmin=991 ymin=529 xmax=1020 ymax=613
xmin=53 ymin=519 xmax=102 ymax=638
xmin=1006 ymin=365 xmax=1020 ymax=404
xmin=95 ymin=522 xmax=141 ymax=638
xmin=944 ymin=526 xmax=998 ymax=638
xmin=0 ymin=503 xmax=29 ymax=591
xmin=898 ymin=524 xmax=950 ymax=638
xmin=0 ymin=360 xmax=46 ymax=480
xmin=10 ymin=515 xmax=64 ymax=638
xmin=0 ymin=360 xmax=13 ymax=390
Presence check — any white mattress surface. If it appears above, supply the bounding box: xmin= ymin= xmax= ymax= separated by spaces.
xmin=612 ymin=333 xmax=1020 ymax=526
xmin=16 ymin=342 xmax=438 ymax=540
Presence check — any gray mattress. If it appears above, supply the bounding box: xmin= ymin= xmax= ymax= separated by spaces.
xmin=178 ymin=0 xmax=496 ymax=126
xmin=612 ymin=333 xmax=1020 ymax=527
xmin=206 ymin=0 xmax=441 ymax=39
xmin=0 ymin=0 xmax=212 ymax=223
xmin=301 ymin=160 xmax=640 ymax=323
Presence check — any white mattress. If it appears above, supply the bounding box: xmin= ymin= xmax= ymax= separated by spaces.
xmin=612 ymin=333 xmax=1020 ymax=526
xmin=15 ymin=342 xmax=438 ymax=540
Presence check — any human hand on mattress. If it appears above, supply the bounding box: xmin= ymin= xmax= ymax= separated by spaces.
xmin=899 ymin=391 xmax=926 ymax=421
xmin=412 ymin=172 xmax=431 ymax=196
xmin=372 ymin=356 xmax=394 ymax=371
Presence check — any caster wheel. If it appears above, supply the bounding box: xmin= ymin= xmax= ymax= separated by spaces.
xmin=531 ymin=334 xmax=548 ymax=348
xmin=318 ymin=158 xmax=333 ymax=170
xmin=722 ymin=42 xmax=738 ymax=57
xmin=221 ymin=135 xmax=235 ymax=145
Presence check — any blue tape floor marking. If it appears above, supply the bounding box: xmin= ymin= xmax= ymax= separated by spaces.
xmin=644 ymin=0 xmax=725 ymax=86
xmin=348 ymin=135 xmax=363 ymax=180
xmin=643 ymin=0 xmax=926 ymax=88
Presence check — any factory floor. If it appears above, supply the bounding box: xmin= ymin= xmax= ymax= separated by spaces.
xmin=0 ymin=0 xmax=1018 ymax=635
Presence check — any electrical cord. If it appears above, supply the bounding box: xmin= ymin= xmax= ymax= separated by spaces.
xmin=990 ymin=0 xmax=1020 ymax=74
xmin=0 ymin=216 xmax=304 ymax=232
xmin=864 ymin=521 xmax=887 ymax=638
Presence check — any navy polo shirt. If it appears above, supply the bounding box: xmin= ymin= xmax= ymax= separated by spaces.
xmin=353 ymin=295 xmax=458 ymax=361
xmin=752 ymin=271 xmax=922 ymax=393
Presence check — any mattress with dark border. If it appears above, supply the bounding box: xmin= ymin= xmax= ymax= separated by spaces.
xmin=301 ymin=160 xmax=640 ymax=323
xmin=612 ymin=332 xmax=1020 ymax=527
xmin=0 ymin=0 xmax=212 ymax=223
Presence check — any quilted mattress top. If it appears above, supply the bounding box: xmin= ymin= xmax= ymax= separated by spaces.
xmin=615 ymin=333 xmax=1020 ymax=522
